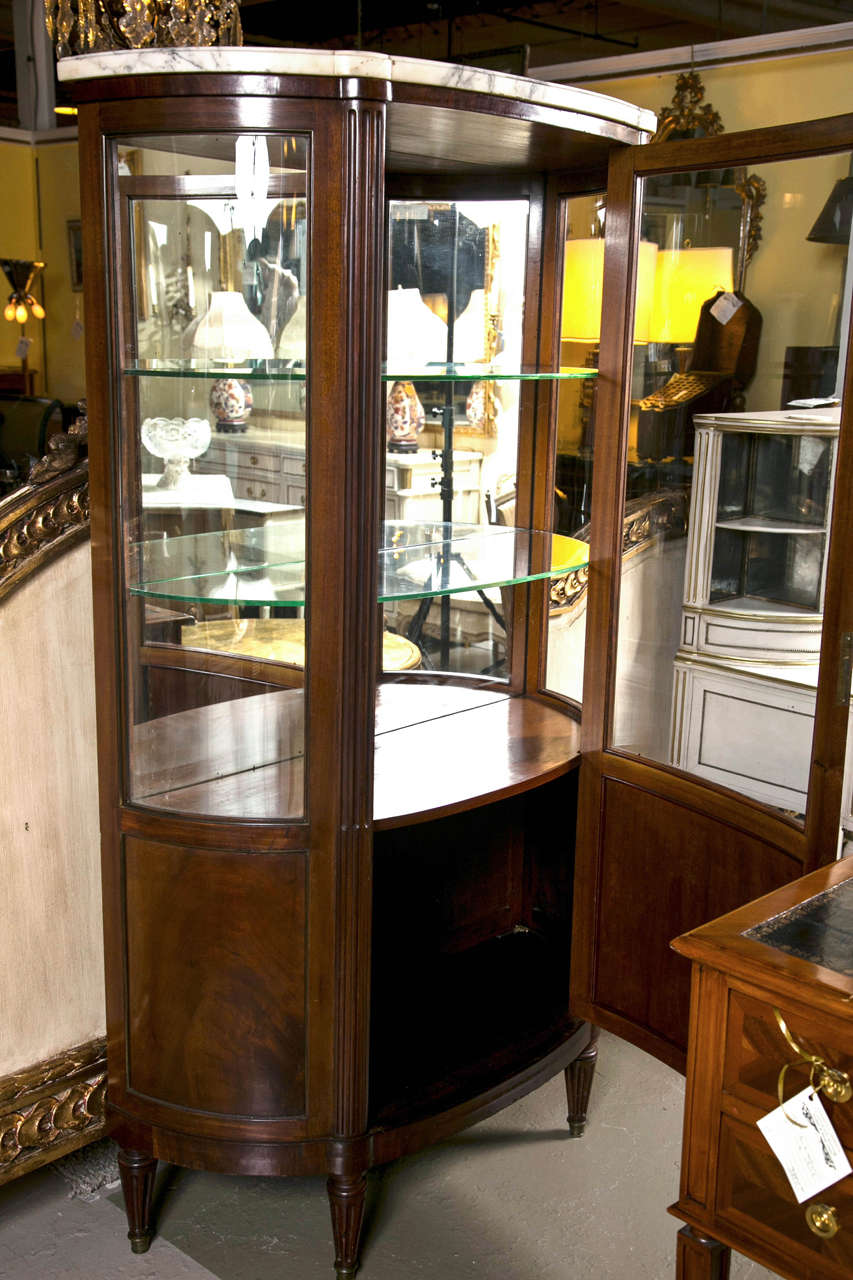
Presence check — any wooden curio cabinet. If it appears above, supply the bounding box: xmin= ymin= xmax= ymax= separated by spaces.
xmin=64 ymin=48 xmax=654 ymax=1275
xmin=64 ymin=41 xmax=853 ymax=1277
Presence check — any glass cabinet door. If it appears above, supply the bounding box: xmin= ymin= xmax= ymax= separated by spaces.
xmin=608 ymin=149 xmax=851 ymax=820
xmin=115 ymin=133 xmax=309 ymax=819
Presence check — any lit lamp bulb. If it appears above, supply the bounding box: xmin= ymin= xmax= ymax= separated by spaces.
xmin=0 ymin=259 xmax=46 ymax=326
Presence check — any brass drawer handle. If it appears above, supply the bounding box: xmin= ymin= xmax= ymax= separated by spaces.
xmin=805 ymin=1203 xmax=840 ymax=1239
xmin=774 ymin=1009 xmax=853 ymax=1109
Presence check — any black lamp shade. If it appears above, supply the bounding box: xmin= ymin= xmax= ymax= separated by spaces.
xmin=807 ymin=177 xmax=853 ymax=244
xmin=0 ymin=259 xmax=44 ymax=294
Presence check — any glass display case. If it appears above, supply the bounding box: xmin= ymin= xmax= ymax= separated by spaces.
xmin=63 ymin=47 xmax=654 ymax=1277
xmin=671 ymin=408 xmax=843 ymax=813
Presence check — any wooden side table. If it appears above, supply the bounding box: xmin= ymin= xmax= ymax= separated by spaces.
xmin=671 ymin=858 xmax=853 ymax=1280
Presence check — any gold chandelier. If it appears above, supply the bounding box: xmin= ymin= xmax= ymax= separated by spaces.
xmin=44 ymin=0 xmax=242 ymax=58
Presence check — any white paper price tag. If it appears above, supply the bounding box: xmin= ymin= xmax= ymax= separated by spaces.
xmin=710 ymin=291 xmax=743 ymax=325
xmin=71 ymin=318 xmax=84 ymax=341
xmin=757 ymin=1086 xmax=852 ymax=1203
xmin=14 ymin=336 xmax=32 ymax=360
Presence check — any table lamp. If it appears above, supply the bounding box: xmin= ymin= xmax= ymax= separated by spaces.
xmin=2 ymin=258 xmax=46 ymax=391
xmin=191 ymin=289 xmax=274 ymax=432
xmin=561 ymin=238 xmax=658 ymax=343
xmin=648 ymin=246 xmax=733 ymax=364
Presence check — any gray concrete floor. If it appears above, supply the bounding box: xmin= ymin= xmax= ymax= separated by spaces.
xmin=0 ymin=1032 xmax=778 ymax=1280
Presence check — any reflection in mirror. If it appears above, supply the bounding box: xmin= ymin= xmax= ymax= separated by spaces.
xmin=610 ymin=149 xmax=853 ymax=829
xmin=382 ymin=198 xmax=528 ymax=681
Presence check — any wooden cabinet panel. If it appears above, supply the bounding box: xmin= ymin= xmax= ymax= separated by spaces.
xmin=125 ymin=837 xmax=308 ymax=1118
xmin=592 ymin=779 xmax=799 ymax=1053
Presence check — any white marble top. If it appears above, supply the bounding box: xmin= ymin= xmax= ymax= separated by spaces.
xmin=57 ymin=47 xmax=656 ymax=137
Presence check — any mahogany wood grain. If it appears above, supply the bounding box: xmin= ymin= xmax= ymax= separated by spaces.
xmin=129 ymin=687 xmax=305 ymax=813
xmin=117 ymin=1151 xmax=157 ymax=1254
xmin=72 ymin=71 xmax=642 ymax=175
xmin=588 ymin=778 xmax=801 ymax=1070
xmin=386 ymin=91 xmax=642 ymax=174
xmin=807 ymin=250 xmax=853 ymax=872
xmin=565 ymin=1023 xmax=599 ymax=1137
xmin=110 ymin=1112 xmax=330 ymax=1175
xmin=76 ymin=96 xmax=129 ymax=1120
xmin=374 ymin=690 xmax=580 ymax=827
xmin=122 ymin=684 xmax=579 ymax=823
xmin=124 ymin=836 xmax=308 ymax=1118
xmin=634 ymin=113 xmax=853 ymax=176
xmin=330 ymin=97 xmax=386 ymax=1151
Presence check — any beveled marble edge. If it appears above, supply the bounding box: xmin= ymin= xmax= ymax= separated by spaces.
xmin=56 ymin=47 xmax=657 ymax=136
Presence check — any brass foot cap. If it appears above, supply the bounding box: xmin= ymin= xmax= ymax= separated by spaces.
xmin=335 ymin=1267 xmax=358 ymax=1278
xmin=567 ymin=1120 xmax=586 ymax=1138
xmin=129 ymin=1234 xmax=153 ymax=1254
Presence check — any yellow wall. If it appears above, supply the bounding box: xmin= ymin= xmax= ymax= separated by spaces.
xmin=585 ymin=49 xmax=853 ymax=132
xmin=0 ymin=139 xmax=44 ymax=387
xmin=584 ymin=51 xmax=853 ymax=410
xmin=35 ymin=139 xmax=85 ymax=405
xmin=0 ymin=134 xmax=84 ymax=405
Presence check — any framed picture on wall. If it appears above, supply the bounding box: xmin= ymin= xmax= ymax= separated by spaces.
xmin=67 ymin=220 xmax=83 ymax=291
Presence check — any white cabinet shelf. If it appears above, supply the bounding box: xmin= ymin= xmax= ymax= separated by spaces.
xmin=671 ymin=409 xmax=847 ymax=814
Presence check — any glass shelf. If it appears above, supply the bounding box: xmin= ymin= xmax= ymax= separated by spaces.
xmin=381 ymin=364 xmax=597 ymax=382
xmin=123 ymin=361 xmax=596 ymax=383
xmin=125 ymin=359 xmax=306 ymax=380
xmin=130 ymin=521 xmax=589 ymax=608
xmin=715 ymin=517 xmax=827 ymax=534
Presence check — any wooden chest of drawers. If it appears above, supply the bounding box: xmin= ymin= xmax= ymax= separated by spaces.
xmin=671 ymin=859 xmax=853 ymax=1280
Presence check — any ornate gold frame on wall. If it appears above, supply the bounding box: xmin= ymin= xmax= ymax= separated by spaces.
xmin=44 ymin=0 xmax=242 ymax=58
xmin=0 ymin=1038 xmax=107 ymax=1186
xmin=653 ymin=71 xmax=766 ymax=290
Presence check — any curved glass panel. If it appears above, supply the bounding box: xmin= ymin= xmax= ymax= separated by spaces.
xmin=116 ymin=133 xmax=309 ymax=820
xmin=545 ymin=191 xmax=607 ymax=705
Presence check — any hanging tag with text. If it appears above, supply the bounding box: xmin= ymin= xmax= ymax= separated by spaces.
xmin=710 ymin=292 xmax=743 ymax=325
xmin=757 ymin=1086 xmax=851 ymax=1203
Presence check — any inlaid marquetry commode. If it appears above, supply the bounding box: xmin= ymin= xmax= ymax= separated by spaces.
xmin=672 ymin=858 xmax=853 ymax=1280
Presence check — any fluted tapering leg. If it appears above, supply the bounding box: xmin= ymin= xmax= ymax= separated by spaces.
xmin=327 ymin=1170 xmax=367 ymax=1278
xmin=117 ymin=1147 xmax=158 ymax=1254
xmin=564 ymin=1023 xmax=599 ymax=1137
xmin=676 ymin=1225 xmax=731 ymax=1280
